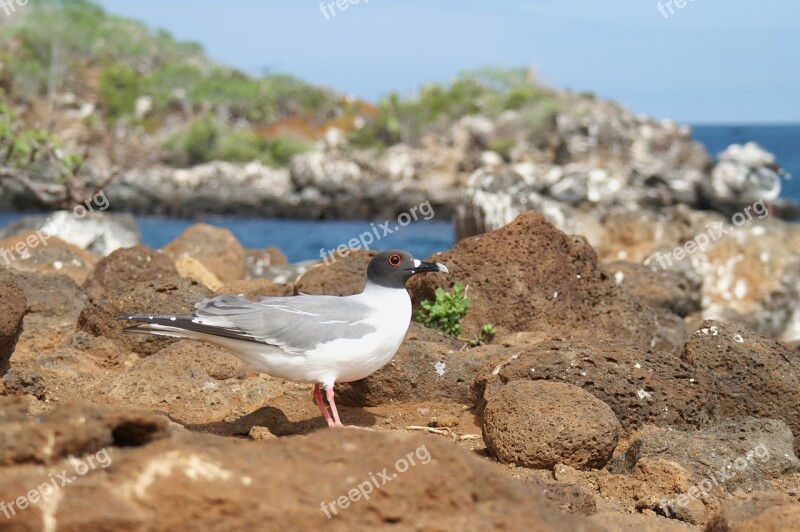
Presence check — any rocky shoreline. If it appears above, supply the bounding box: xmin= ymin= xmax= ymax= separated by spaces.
xmin=0 ymin=211 xmax=798 ymax=529
xmin=2 ymin=96 xmax=796 ymax=223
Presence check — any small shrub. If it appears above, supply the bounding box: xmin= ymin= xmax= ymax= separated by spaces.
xmin=415 ymin=282 xmax=498 ymax=346
xmin=470 ymin=323 xmax=497 ymax=347
xmin=414 ymin=282 xmax=469 ymax=337
xmin=162 ymin=116 xmax=310 ymax=166
xmin=99 ymin=63 xmax=142 ymax=123
xmin=162 ymin=115 xmax=219 ymax=166
xmin=216 ymin=128 xmax=269 ymax=163
xmin=266 ymin=135 xmax=310 ymax=167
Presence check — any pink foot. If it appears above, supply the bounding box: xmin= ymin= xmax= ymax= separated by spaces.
xmin=325 ymin=385 xmax=344 ymax=427
xmin=313 ymin=383 xmax=335 ymax=428
xmin=314 ymin=384 xmax=372 ymax=429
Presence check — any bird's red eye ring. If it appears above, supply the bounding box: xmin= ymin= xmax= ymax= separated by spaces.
xmin=388 ymin=253 xmax=402 ymax=267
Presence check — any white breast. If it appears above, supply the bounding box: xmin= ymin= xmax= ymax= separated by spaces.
xmin=301 ymin=283 xmax=411 ymax=385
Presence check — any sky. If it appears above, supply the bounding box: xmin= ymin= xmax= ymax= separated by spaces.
xmin=93 ymin=0 xmax=800 ymax=124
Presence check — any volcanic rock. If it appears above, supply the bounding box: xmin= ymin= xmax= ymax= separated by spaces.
xmin=163 ymin=223 xmax=247 ymax=282
xmin=83 ymin=244 xmax=178 ymax=302
xmin=0 ymin=280 xmax=25 ymax=376
xmin=481 ymin=380 xmax=621 ymax=469
xmin=683 ymin=320 xmax=800 ymax=454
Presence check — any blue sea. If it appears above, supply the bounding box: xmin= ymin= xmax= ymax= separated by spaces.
xmin=1 ymin=125 xmax=797 ymax=262
xmin=135 ymin=217 xmax=454 ymax=263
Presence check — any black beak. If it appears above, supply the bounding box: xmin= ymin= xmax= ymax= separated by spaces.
xmin=409 ymin=260 xmax=449 ymax=274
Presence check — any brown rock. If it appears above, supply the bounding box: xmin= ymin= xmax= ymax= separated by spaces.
xmin=89 ymin=343 xmax=284 ymax=425
xmin=683 ymin=320 xmax=800 ymax=454
xmin=153 ymin=341 xmax=248 ymax=381
xmin=77 ymin=277 xmax=212 ymax=356
xmin=590 ymin=511 xmax=697 ymax=531
xmin=175 ymin=255 xmax=223 ymax=290
xmin=246 ymin=245 xmax=289 ymax=272
xmin=0 ymin=280 xmax=25 ymax=375
xmin=66 ymin=332 xmax=134 ymax=370
xmin=336 ymin=322 xmax=482 ymax=406
xmin=735 ymin=504 xmax=800 ymax=531
xmin=2 ymin=367 xmax=46 ymax=398
xmin=632 ymin=458 xmax=704 ymax=524
xmin=0 ymin=427 xmax=595 ymax=530
xmin=163 ymin=223 xmax=247 ymax=282
xmin=603 ymin=260 xmax=702 ymax=317
xmin=294 ymin=249 xmax=376 ymax=295
xmin=705 ymin=492 xmax=800 ymax=531
xmin=525 ymin=476 xmax=598 ymax=515
xmin=0 ymin=270 xmax=86 ymax=321
xmin=83 ymin=244 xmax=178 ymax=302
xmin=264 ymin=245 xmax=288 ymax=266
xmin=407 ymin=211 xmax=683 ymax=352
xmin=482 ymin=380 xmax=621 ymax=469
xmin=0 ymin=231 xmax=97 ymax=284
xmin=216 ymin=278 xmax=294 ymax=300
xmin=0 ymin=399 xmax=169 ymax=466
xmin=473 ymin=336 xmax=719 ymax=431
xmin=0 ymin=270 xmax=86 ymax=318
xmin=612 ymin=417 xmax=799 ymax=514
xmin=248 ymin=425 xmax=277 ymax=441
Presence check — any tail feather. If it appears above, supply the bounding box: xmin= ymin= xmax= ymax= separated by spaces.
xmin=116 ymin=313 xmax=262 ymax=344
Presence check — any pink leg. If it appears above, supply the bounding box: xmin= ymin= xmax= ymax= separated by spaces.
xmin=325 ymin=386 xmax=344 ymax=427
xmin=314 ymin=383 xmax=335 ymax=428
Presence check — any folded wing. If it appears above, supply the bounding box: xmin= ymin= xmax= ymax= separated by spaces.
xmin=119 ymin=294 xmax=377 ymax=355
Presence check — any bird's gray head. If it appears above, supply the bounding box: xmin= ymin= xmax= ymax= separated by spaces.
xmin=366 ymin=250 xmax=449 ymax=289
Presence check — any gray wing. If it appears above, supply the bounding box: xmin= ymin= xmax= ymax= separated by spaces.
xmin=193 ymin=294 xmax=377 ymax=354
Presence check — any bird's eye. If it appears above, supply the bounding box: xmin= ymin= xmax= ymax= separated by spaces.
xmin=388 ymin=253 xmax=402 ymax=267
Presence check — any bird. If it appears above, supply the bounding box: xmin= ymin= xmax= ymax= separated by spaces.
xmin=117 ymin=249 xmax=449 ymax=428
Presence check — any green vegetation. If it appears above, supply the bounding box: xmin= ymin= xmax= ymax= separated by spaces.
xmin=162 ymin=115 xmax=310 ymax=167
xmin=414 ymin=282 xmax=496 ymax=346
xmin=0 ymin=99 xmax=109 ymax=208
xmin=414 ymin=282 xmax=470 ymax=337
xmin=0 ymin=0 xmax=339 ymax=126
xmin=350 ymin=67 xmax=563 ymax=148
xmin=99 ymin=63 xmax=142 ymax=123
xmin=0 ymin=0 xmax=568 ymax=167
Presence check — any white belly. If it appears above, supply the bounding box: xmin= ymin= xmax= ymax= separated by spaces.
xmin=214 ymin=284 xmax=412 ymax=386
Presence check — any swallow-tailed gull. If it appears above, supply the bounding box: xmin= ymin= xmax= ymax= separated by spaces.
xmin=117 ymin=249 xmax=448 ymax=428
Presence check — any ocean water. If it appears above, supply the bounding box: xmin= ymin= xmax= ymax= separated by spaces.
xmin=136 ymin=216 xmax=454 ymax=263
xmin=1 ymin=125 xmax=797 ymax=261
xmin=691 ymin=124 xmax=800 ymax=202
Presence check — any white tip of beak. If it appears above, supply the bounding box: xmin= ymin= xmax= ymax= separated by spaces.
xmin=436 ymin=263 xmax=449 ymax=274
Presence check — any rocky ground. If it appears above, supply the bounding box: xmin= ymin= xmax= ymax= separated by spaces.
xmin=0 ymin=212 xmax=799 ymax=531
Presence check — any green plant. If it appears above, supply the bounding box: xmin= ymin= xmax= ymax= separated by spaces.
xmin=0 ymin=97 xmax=114 ymax=208
xmin=162 ymin=115 xmax=219 ymax=166
xmin=216 ymin=128 xmax=269 ymax=163
xmin=162 ymin=115 xmax=310 ymax=167
xmin=469 ymin=323 xmax=497 ymax=347
xmin=266 ymin=135 xmax=311 ymax=167
xmin=99 ymin=63 xmax=141 ymax=123
xmin=347 ymin=67 xmax=559 ymax=149
xmin=414 ymin=282 xmax=498 ymax=346
xmin=414 ymin=282 xmax=470 ymax=337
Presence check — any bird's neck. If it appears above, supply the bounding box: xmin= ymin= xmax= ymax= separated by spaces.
xmin=360 ymin=280 xmax=411 ymax=306
xmin=359 ymin=281 xmax=412 ymax=324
